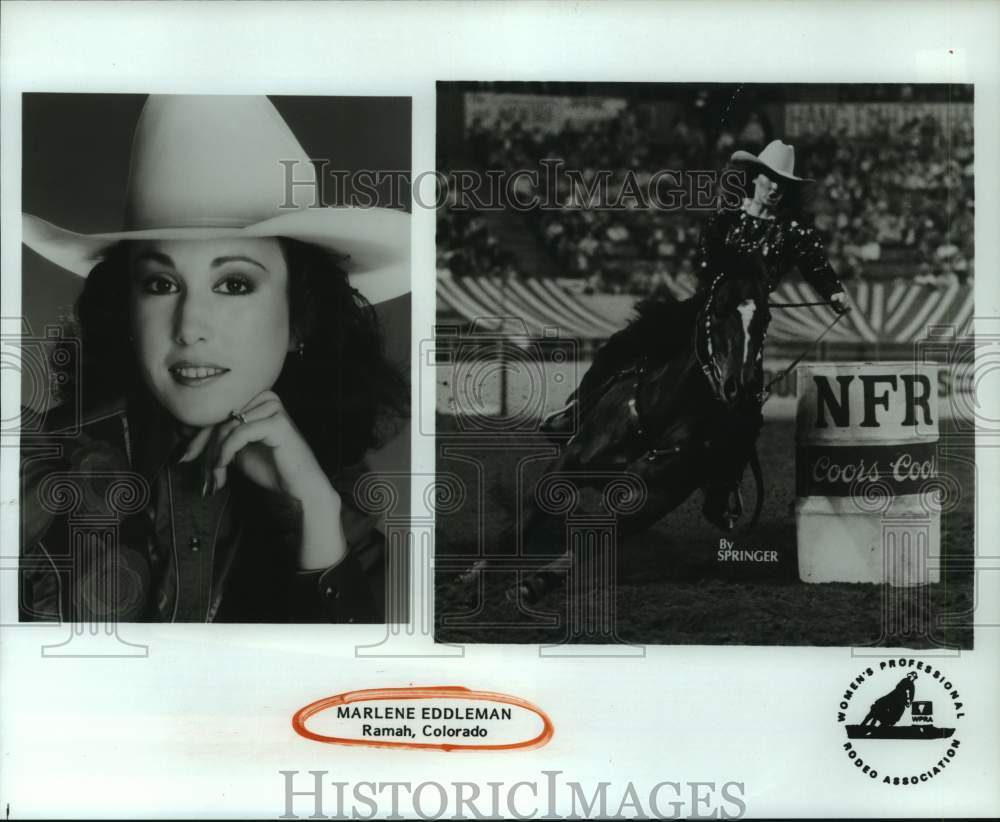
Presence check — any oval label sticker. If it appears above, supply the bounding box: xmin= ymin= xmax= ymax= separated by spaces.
xmin=292 ymin=686 xmax=553 ymax=752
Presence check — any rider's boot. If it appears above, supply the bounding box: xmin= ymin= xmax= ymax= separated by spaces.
xmin=540 ymin=398 xmax=578 ymax=436
xmin=701 ymin=484 xmax=744 ymax=531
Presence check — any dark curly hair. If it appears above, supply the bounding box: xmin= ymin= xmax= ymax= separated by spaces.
xmin=58 ymin=237 xmax=408 ymax=474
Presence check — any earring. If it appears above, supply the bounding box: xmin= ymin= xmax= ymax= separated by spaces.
xmin=296 ymin=341 xmax=305 ymax=356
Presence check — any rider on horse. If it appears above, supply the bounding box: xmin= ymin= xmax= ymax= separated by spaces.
xmin=544 ymin=140 xmax=851 ymax=529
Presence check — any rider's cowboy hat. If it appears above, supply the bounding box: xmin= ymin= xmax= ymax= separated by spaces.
xmin=22 ymin=95 xmax=408 ymax=304
xmin=730 ymin=139 xmax=813 ymax=184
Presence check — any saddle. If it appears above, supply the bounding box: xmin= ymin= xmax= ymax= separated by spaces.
xmin=539 ymin=359 xmax=647 ymax=442
xmin=542 ymin=352 xmax=766 ymax=530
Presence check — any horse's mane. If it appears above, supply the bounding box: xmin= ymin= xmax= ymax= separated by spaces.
xmin=633 ymin=294 xmax=702 ymax=324
xmin=618 ymin=295 xmax=704 ymax=367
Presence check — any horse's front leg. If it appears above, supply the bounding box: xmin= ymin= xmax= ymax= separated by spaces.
xmin=509 ymin=446 xmax=705 ymax=604
xmin=501 ymin=449 xmax=590 ymax=603
xmin=506 ymin=550 xmax=574 ymax=604
xmin=456 ymin=448 xmax=581 ymax=589
xmin=455 ymin=506 xmax=556 ymax=587
xmin=456 ymin=558 xmax=490 ymax=586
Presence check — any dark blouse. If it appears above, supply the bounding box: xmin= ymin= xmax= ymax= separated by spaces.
xmin=153 ymin=459 xmax=236 ymax=621
xmin=696 ymin=203 xmax=844 ymax=300
xmin=19 ymin=395 xmax=384 ymax=624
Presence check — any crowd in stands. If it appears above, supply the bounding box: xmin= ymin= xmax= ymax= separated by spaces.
xmin=437 ymin=93 xmax=974 ymax=293
xmin=437 ymin=206 xmax=517 ymax=278
xmin=799 ymin=114 xmax=974 ymax=286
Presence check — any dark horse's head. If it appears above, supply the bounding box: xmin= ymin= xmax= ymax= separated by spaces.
xmin=695 ymin=254 xmax=771 ymax=409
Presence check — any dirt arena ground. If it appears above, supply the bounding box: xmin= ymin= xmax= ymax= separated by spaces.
xmin=434 ymin=414 xmax=975 ymax=648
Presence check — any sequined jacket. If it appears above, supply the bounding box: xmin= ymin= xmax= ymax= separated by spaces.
xmin=695 ymin=203 xmax=844 ymax=300
xmin=19 ymin=396 xmax=385 ymax=623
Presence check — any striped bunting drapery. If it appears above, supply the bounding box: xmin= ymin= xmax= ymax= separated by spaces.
xmin=437 ymin=271 xmax=973 ymax=345
xmin=437 ymin=270 xmax=623 ymax=339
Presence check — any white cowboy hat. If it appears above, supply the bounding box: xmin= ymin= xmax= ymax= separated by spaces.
xmin=22 ymin=95 xmax=409 ymax=304
xmin=730 ymin=139 xmax=813 ymax=184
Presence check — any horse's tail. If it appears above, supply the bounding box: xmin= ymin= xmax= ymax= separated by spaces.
xmin=747 ymin=442 xmax=765 ymax=530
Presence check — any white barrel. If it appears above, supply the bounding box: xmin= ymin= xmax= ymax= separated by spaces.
xmin=795 ymin=362 xmax=940 ymax=586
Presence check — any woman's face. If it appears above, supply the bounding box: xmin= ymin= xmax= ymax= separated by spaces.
xmin=128 ymin=238 xmax=292 ymax=427
xmin=752 ymin=172 xmax=784 ymax=209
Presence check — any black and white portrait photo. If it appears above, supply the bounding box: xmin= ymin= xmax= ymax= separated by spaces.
xmin=19 ymin=94 xmax=412 ymax=624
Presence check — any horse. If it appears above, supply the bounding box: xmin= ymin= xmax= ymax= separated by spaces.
xmin=861 ymin=673 xmax=917 ymax=727
xmin=461 ymin=255 xmax=773 ymax=603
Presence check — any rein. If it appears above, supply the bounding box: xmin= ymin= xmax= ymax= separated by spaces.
xmin=620 ymin=291 xmax=847 ymax=463
xmin=694 ymin=272 xmax=728 ymax=398
xmin=759 ymin=307 xmax=847 ymax=402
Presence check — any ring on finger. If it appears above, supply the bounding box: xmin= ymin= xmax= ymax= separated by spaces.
xmin=230 ymin=411 xmax=248 ymax=425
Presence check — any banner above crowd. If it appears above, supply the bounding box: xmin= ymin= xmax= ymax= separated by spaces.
xmin=785 ymin=102 xmax=973 ymax=138
xmin=464 ymin=92 xmax=628 ymax=134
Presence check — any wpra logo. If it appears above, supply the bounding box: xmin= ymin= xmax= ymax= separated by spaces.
xmin=836 ymin=659 xmax=965 ymax=787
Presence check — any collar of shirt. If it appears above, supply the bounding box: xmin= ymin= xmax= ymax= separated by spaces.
xmin=125 ymin=389 xmax=192 ymax=485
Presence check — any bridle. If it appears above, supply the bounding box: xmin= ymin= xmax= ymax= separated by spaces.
xmin=694 ymin=272 xmax=729 ymax=402
xmin=758 ymin=304 xmax=847 ymax=402
xmin=694 ymin=271 xmax=848 ymax=405
xmin=694 ymin=271 xmax=769 ymax=404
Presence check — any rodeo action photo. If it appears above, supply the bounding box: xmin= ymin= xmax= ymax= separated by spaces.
xmin=433 ymin=82 xmax=975 ymax=648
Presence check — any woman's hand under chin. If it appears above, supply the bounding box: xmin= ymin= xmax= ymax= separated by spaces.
xmin=180 ymin=390 xmax=347 ymax=570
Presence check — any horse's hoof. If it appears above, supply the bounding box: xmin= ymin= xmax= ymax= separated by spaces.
xmin=504 ymin=585 xmax=530 ymax=604
xmin=457 ymin=559 xmax=488 ymax=586
xmin=702 ymin=502 xmax=737 ymax=531
xmin=505 ymin=575 xmax=550 ymax=604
